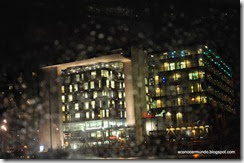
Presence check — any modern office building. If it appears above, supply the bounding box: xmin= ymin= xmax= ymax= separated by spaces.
xmin=39 ymin=49 xmax=147 ymax=151
xmin=39 ymin=45 xmax=235 ymax=150
xmin=143 ymin=44 xmax=235 ymax=141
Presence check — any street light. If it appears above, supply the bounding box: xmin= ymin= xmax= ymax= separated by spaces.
xmin=3 ymin=119 xmax=7 ymax=124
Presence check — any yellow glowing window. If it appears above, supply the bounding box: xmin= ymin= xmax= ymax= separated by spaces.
xmin=156 ymin=100 xmax=161 ymax=108
xmin=61 ymin=86 xmax=65 ymax=93
xmin=92 ymin=111 xmax=95 ymax=119
xmin=169 ymin=63 xmax=175 ymax=70
xmin=164 ymin=62 xmax=169 ymax=71
xmin=186 ymin=60 xmax=191 ymax=68
xmin=101 ymin=70 xmax=109 ymax=77
xmin=91 ymin=71 xmax=96 ymax=78
xmin=191 ymin=85 xmax=194 ymax=93
xmin=106 ymin=80 xmax=110 ymax=88
xmin=68 ymin=95 xmax=73 ymax=102
xmin=85 ymin=102 xmax=89 ymax=109
xmin=197 ymin=83 xmax=203 ymax=92
xmin=81 ymin=73 xmax=84 ymax=80
xmin=62 ymin=115 xmax=66 ymax=122
xmin=99 ymin=80 xmax=102 ymax=88
xmin=201 ymin=96 xmax=207 ymax=103
xmin=69 ymin=85 xmax=73 ymax=92
xmin=155 ymin=76 xmax=159 ymax=85
xmin=111 ymin=81 xmax=115 ymax=88
xmin=84 ymin=82 xmax=88 ymax=90
xmin=177 ymin=97 xmax=183 ymax=106
xmin=90 ymin=81 xmax=95 ymax=89
xmin=91 ymin=101 xmax=95 ymax=109
xmin=180 ymin=61 xmax=186 ymax=69
xmin=156 ymin=88 xmax=161 ymax=96
xmin=176 ymin=112 xmax=183 ymax=125
xmin=195 ymin=96 xmax=201 ymax=103
xmin=166 ymin=112 xmax=172 ymax=125
xmin=61 ymin=95 xmax=65 ymax=103
xmin=93 ymin=91 xmax=97 ymax=99
xmin=145 ymin=86 xmax=149 ymax=93
xmin=176 ymin=85 xmax=181 ymax=94
xmin=75 ymin=103 xmax=79 ymax=110
xmin=62 ymin=105 xmax=65 ymax=112
xmin=199 ymin=58 xmax=204 ymax=66
xmin=118 ymin=91 xmax=123 ymax=99
xmin=197 ymin=48 xmax=203 ymax=54
xmin=106 ymin=110 xmax=109 ymax=117
xmin=75 ymin=113 xmax=80 ymax=119
xmin=199 ymin=71 xmax=205 ymax=78
xmin=74 ymin=84 xmax=78 ymax=91
xmin=174 ymin=73 xmax=181 ymax=80
xmin=86 ymin=112 xmax=90 ymax=119
xmin=67 ymin=114 xmax=71 ymax=121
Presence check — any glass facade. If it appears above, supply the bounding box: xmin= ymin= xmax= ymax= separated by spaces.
xmin=61 ymin=61 xmax=130 ymax=149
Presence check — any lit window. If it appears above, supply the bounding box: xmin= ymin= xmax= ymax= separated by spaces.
xmin=111 ymin=81 xmax=115 ymax=89
xmin=145 ymin=86 xmax=149 ymax=93
xmin=74 ymin=84 xmax=78 ymax=91
xmin=106 ymin=110 xmax=109 ymax=117
xmin=174 ymin=73 xmax=181 ymax=81
xmin=68 ymin=95 xmax=73 ymax=102
xmin=164 ymin=62 xmax=169 ymax=71
xmin=90 ymin=81 xmax=95 ymax=89
xmin=169 ymin=63 xmax=175 ymax=70
xmin=197 ymin=83 xmax=203 ymax=92
xmin=156 ymin=100 xmax=161 ymax=108
xmin=201 ymin=96 xmax=207 ymax=103
xmin=176 ymin=85 xmax=181 ymax=94
xmin=155 ymin=88 xmax=160 ymax=97
xmin=197 ymin=48 xmax=203 ymax=54
xmin=91 ymin=111 xmax=95 ymax=119
xmin=166 ymin=112 xmax=172 ymax=125
xmin=99 ymin=80 xmax=102 ymax=88
xmin=76 ymin=74 xmax=80 ymax=82
xmin=65 ymin=76 xmax=70 ymax=83
xmin=61 ymin=86 xmax=65 ymax=93
xmin=93 ymin=91 xmax=97 ymax=99
xmin=85 ymin=102 xmax=89 ymax=109
xmin=102 ymin=91 xmax=107 ymax=96
xmin=75 ymin=113 xmax=80 ymax=119
xmin=91 ymin=101 xmax=95 ymax=109
xmin=177 ymin=97 xmax=183 ymax=106
xmin=81 ymin=73 xmax=84 ymax=80
xmin=180 ymin=61 xmax=186 ymax=69
xmin=101 ymin=70 xmax=109 ymax=77
xmin=91 ymin=71 xmax=96 ymax=78
xmin=118 ymin=91 xmax=123 ymax=99
xmin=199 ymin=58 xmax=204 ymax=66
xmin=62 ymin=115 xmax=66 ymax=122
xmin=106 ymin=80 xmax=110 ymax=88
xmin=62 ymin=105 xmax=65 ymax=112
xmin=75 ymin=103 xmax=79 ymax=110
xmin=199 ymin=71 xmax=205 ymax=78
xmin=82 ymin=82 xmax=88 ymax=90
xmin=195 ymin=96 xmax=201 ymax=103
xmin=145 ymin=78 xmax=148 ymax=85
xmin=67 ymin=114 xmax=71 ymax=121
xmin=69 ymin=85 xmax=73 ymax=92
xmin=186 ymin=60 xmax=191 ymax=68
xmin=190 ymin=85 xmax=194 ymax=93
xmin=61 ymin=95 xmax=65 ymax=103
xmin=155 ymin=76 xmax=159 ymax=85
xmin=189 ymin=72 xmax=199 ymax=80
xmin=86 ymin=112 xmax=90 ymax=119
xmin=67 ymin=104 xmax=70 ymax=111
xmin=176 ymin=112 xmax=183 ymax=125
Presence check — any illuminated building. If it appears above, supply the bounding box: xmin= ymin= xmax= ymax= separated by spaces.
xmin=143 ymin=45 xmax=235 ymax=141
xmin=39 ymin=53 xmax=138 ymax=150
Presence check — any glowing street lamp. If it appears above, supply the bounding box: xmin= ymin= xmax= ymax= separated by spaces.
xmin=3 ymin=119 xmax=7 ymax=124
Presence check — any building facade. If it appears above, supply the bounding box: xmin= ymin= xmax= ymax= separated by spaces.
xmin=143 ymin=45 xmax=235 ymax=141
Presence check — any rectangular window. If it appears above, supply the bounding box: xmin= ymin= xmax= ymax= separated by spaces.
xmin=67 ymin=114 xmax=71 ymax=121
xmin=156 ymin=100 xmax=161 ymax=108
xmin=92 ymin=111 xmax=95 ymax=119
xmin=74 ymin=84 xmax=78 ymax=91
xmin=93 ymin=91 xmax=97 ymax=99
xmin=177 ymin=97 xmax=183 ymax=106
xmin=106 ymin=110 xmax=109 ymax=117
xmin=118 ymin=91 xmax=123 ymax=99
xmin=69 ymin=85 xmax=73 ymax=93
xmin=68 ymin=95 xmax=73 ymax=102
xmin=91 ymin=101 xmax=95 ymax=109
xmin=76 ymin=74 xmax=80 ymax=82
xmin=62 ymin=105 xmax=65 ymax=112
xmin=106 ymin=80 xmax=110 ymax=88
xmin=180 ymin=61 xmax=186 ymax=69
xmin=164 ymin=62 xmax=169 ymax=71
xmin=174 ymin=73 xmax=181 ymax=81
xmin=86 ymin=112 xmax=90 ymax=119
xmin=91 ymin=71 xmax=96 ymax=78
xmin=61 ymin=95 xmax=65 ymax=103
xmin=199 ymin=71 xmax=205 ymax=79
xmin=61 ymin=86 xmax=65 ymax=93
xmin=99 ymin=80 xmax=102 ymax=88
xmin=101 ymin=70 xmax=109 ymax=77
xmin=155 ymin=76 xmax=159 ymax=85
xmin=155 ymin=88 xmax=161 ymax=97
xmin=75 ymin=103 xmax=79 ymax=110
xmin=85 ymin=102 xmax=89 ymax=110
xmin=186 ymin=60 xmax=191 ymax=68
xmin=75 ymin=113 xmax=80 ymax=119
xmin=198 ymin=58 xmax=204 ymax=66
xmin=169 ymin=63 xmax=175 ymax=70
xmin=81 ymin=73 xmax=84 ymax=80
xmin=111 ymin=81 xmax=115 ymax=89
xmin=65 ymin=76 xmax=70 ymax=84
xmin=62 ymin=115 xmax=66 ymax=122
xmin=84 ymin=82 xmax=88 ymax=90
xmin=90 ymin=81 xmax=95 ymax=89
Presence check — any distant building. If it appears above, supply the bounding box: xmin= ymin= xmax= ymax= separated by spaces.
xmin=39 ymin=45 xmax=235 ymax=150
xmin=143 ymin=45 xmax=235 ymax=141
